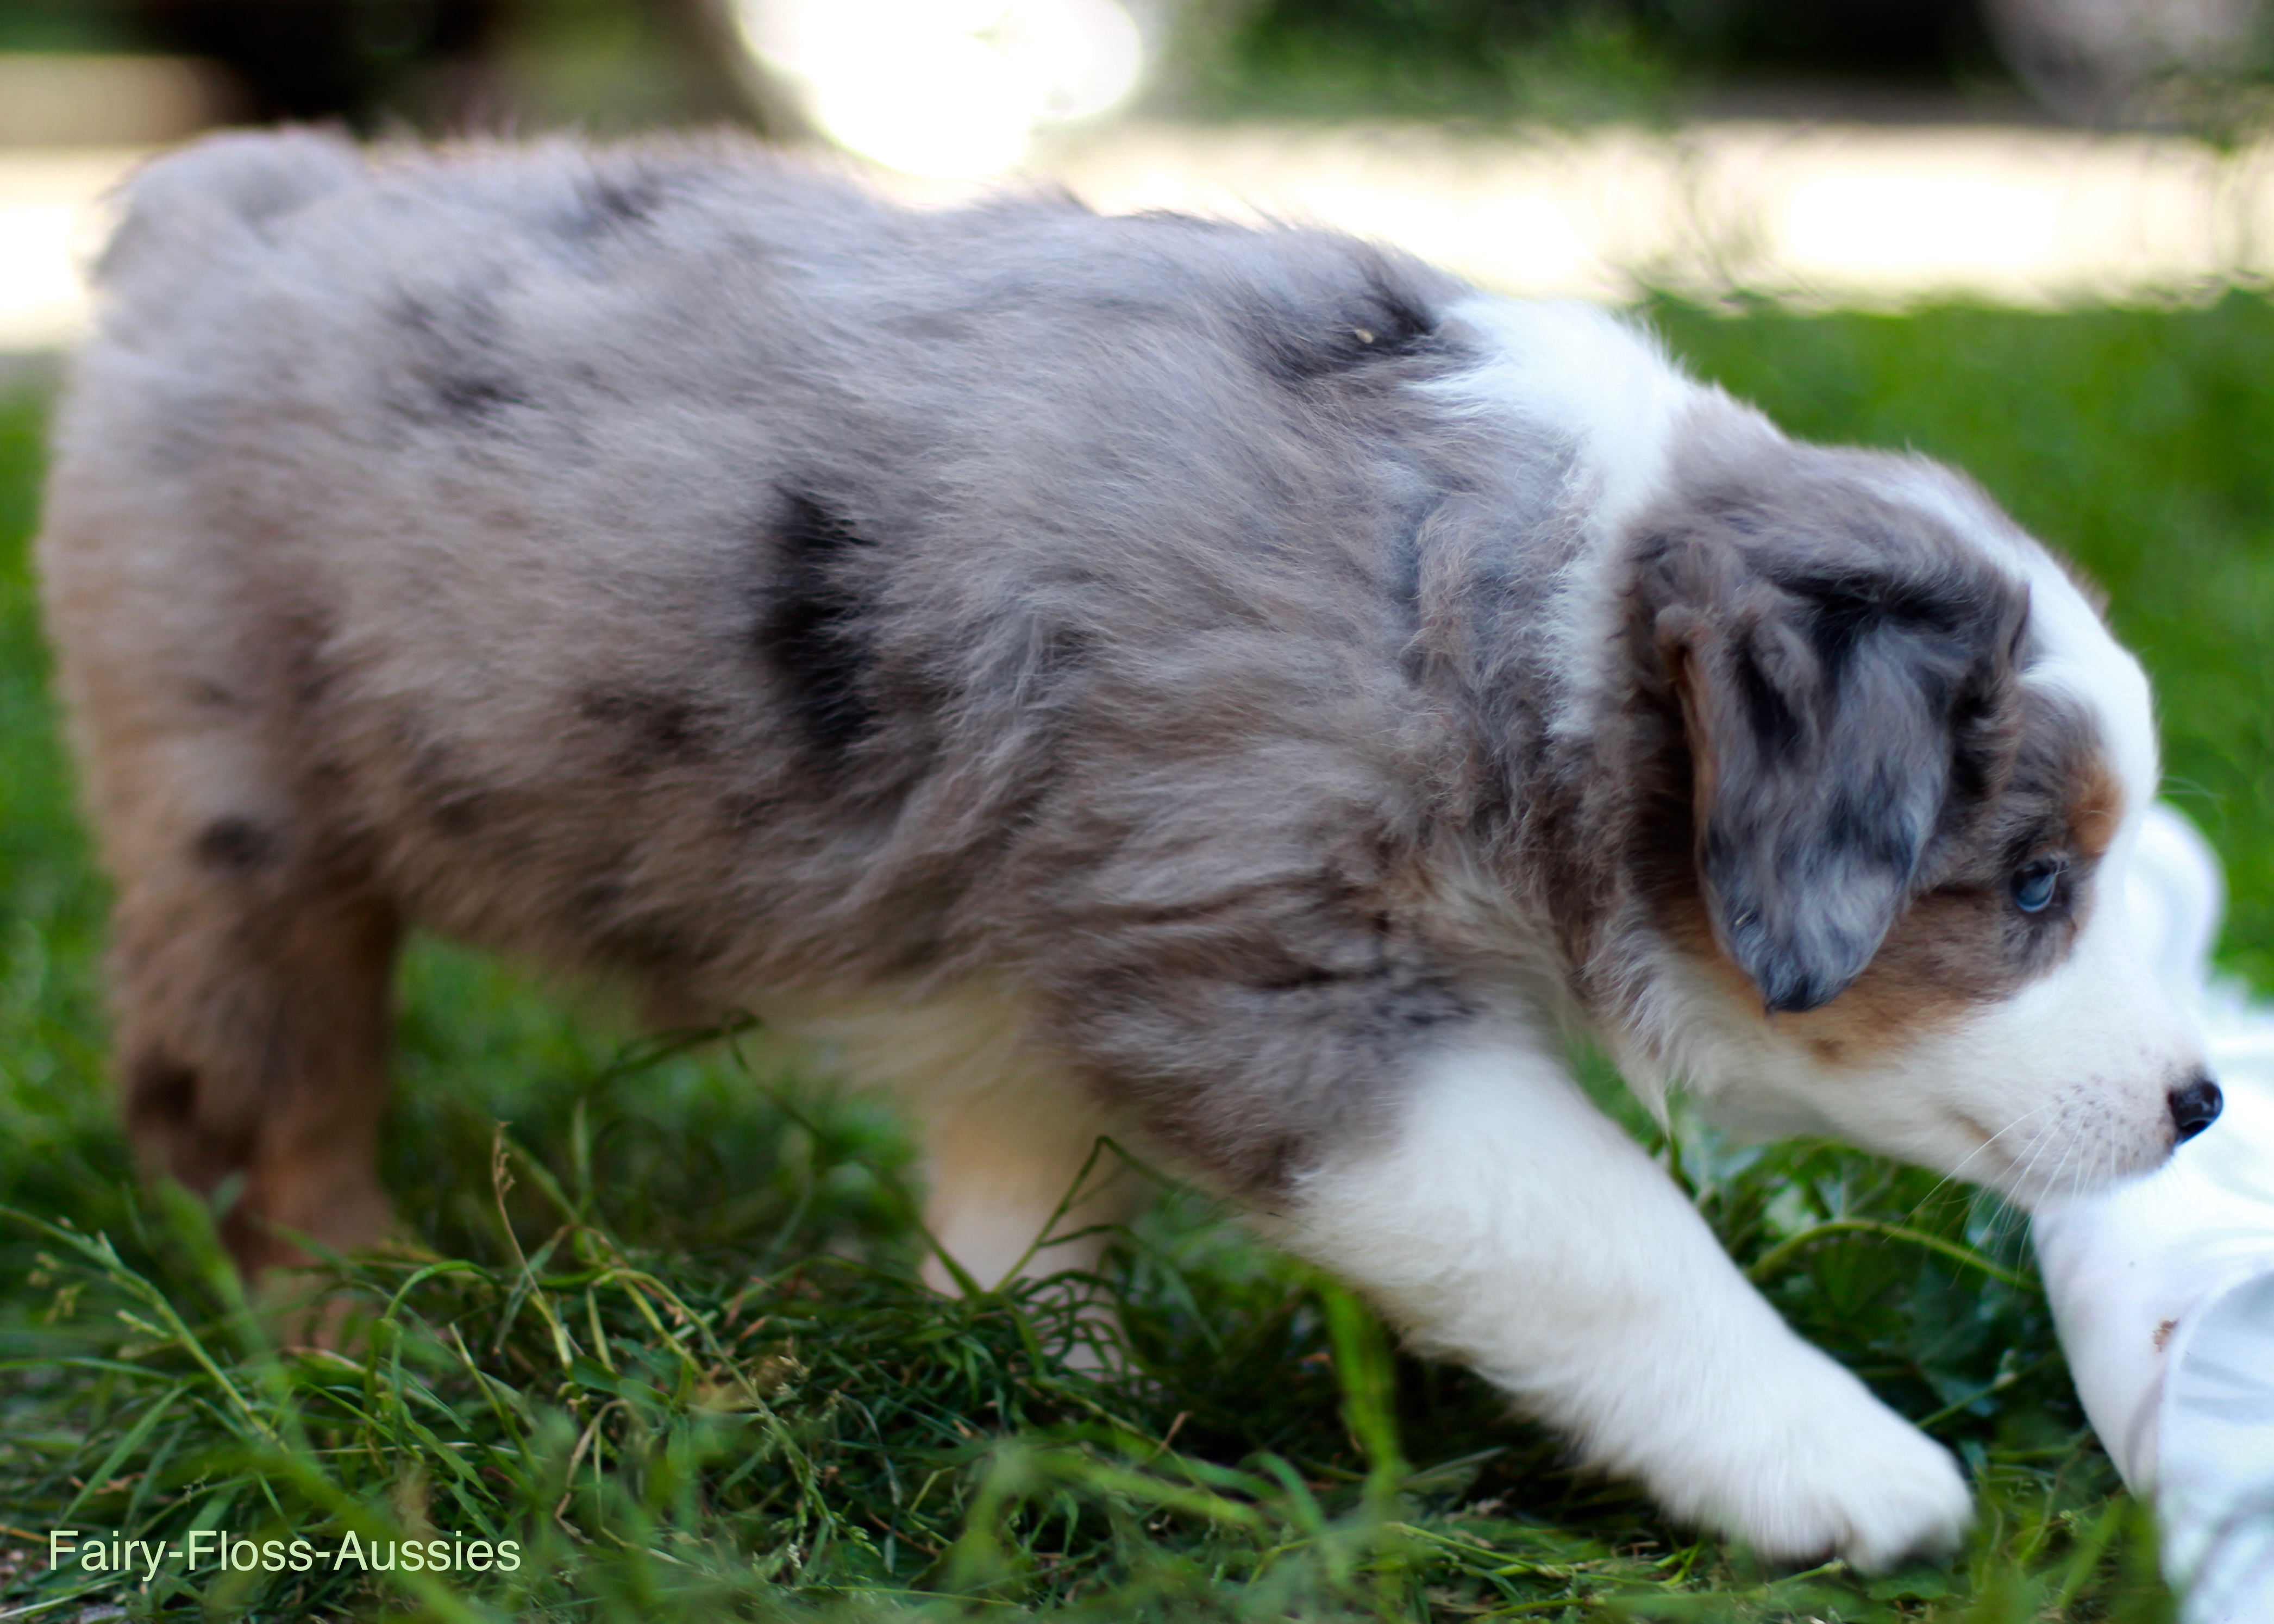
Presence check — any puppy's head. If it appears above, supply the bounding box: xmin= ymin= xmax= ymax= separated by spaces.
xmin=1624 ymin=425 xmax=2214 ymax=1207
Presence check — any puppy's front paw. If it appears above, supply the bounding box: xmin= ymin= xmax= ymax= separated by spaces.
xmin=1713 ymin=1387 xmax=1974 ymax=1572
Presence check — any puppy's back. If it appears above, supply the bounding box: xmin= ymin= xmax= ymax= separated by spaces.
xmin=39 ymin=133 xmax=1495 ymax=1002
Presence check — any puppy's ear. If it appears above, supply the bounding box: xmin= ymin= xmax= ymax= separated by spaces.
xmin=1649 ymin=485 xmax=2026 ymax=1013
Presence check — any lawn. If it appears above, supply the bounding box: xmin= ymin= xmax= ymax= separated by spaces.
xmin=9 ymin=294 xmax=2274 ymax=1621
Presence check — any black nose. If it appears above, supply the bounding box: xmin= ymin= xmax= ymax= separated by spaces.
xmin=2170 ymin=1073 xmax=2223 ymax=1143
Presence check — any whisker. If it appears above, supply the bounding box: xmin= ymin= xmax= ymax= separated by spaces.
xmin=1906 ymin=1098 xmax=2061 ymax=1222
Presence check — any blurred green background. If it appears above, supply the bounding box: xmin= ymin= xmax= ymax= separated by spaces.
xmin=0 ymin=0 xmax=2256 ymax=137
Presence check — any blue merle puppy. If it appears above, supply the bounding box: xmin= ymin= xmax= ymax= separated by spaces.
xmin=38 ymin=130 xmax=2220 ymax=1569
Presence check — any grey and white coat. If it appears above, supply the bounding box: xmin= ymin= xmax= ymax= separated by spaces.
xmin=38 ymin=130 xmax=2223 ymax=1570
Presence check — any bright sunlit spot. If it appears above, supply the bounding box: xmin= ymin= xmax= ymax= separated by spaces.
xmin=734 ymin=0 xmax=1146 ymax=179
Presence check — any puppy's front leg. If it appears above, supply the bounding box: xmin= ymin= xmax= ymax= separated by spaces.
xmin=1262 ymin=1033 xmax=1972 ymax=1570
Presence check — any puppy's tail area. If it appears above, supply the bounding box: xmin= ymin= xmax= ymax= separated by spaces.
xmin=92 ymin=129 xmax=365 ymax=309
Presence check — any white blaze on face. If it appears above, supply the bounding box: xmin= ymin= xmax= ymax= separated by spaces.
xmin=1912 ymin=551 xmax=2197 ymax=1205
xmin=1653 ymin=468 xmax=2208 ymax=1206
xmin=1430 ymin=315 xmax=2207 ymax=1203
xmin=1774 ymin=511 xmax=2202 ymax=1205
xmin=1809 ymin=860 xmax=2197 ymax=1206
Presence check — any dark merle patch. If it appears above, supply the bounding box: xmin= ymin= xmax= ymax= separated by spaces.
xmin=718 ymin=791 xmax=788 ymax=833
xmin=1122 ymin=962 xmax=1484 ymax=1197
xmin=391 ymin=290 xmax=494 ymax=348
xmin=126 ymin=1051 xmax=197 ymax=1132
xmin=425 ymin=785 xmax=493 ymax=837
xmin=1036 ymin=625 xmax=1091 ymax=686
xmin=593 ymin=915 xmax=702 ymax=974
xmin=572 ymin=172 xmax=667 ymax=237
xmin=193 ymin=817 xmax=278 ymax=875
xmin=758 ymin=493 xmax=881 ymax=757
xmin=430 ymin=373 xmax=528 ymax=421
xmin=1765 ymin=559 xmax=1999 ymax=696
xmin=1352 ymin=975 xmax=1477 ymax=1045
xmin=1733 ymin=644 xmax=1802 ymax=758
xmin=399 ymin=731 xmax=500 ymax=837
xmin=386 ymin=291 xmax=530 ymax=426
xmin=1386 ymin=519 xmax=1426 ymax=620
xmin=1252 ymin=273 xmax=1443 ymax=386
xmin=125 ymin=1051 xmax=254 ymax=1194
xmin=566 ymin=868 xmax=705 ymax=975
xmin=575 ymin=686 xmax=716 ymax=771
xmin=1251 ymin=964 xmax=1343 ymax=994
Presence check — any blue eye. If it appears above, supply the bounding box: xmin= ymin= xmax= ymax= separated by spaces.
xmin=2012 ymin=858 xmax=2062 ymax=914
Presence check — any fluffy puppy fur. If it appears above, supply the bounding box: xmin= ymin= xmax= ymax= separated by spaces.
xmin=39 ymin=130 xmax=2222 ymax=1570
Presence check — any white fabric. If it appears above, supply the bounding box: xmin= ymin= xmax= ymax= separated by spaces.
xmin=2032 ymin=804 xmax=2274 ymax=1621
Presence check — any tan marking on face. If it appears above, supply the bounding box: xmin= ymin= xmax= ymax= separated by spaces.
xmin=1778 ymin=728 xmax=2126 ymax=1065
xmin=1777 ymin=889 xmax=2024 ymax=1063
xmin=1669 ymin=700 xmax=2128 ymax=1069
xmin=2067 ymin=749 xmax=2122 ymax=861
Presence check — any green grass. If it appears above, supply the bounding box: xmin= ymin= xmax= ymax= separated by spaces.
xmin=14 ymin=294 xmax=2274 ymax=1619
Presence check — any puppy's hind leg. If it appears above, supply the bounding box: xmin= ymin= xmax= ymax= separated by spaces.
xmin=43 ymin=480 xmax=401 ymax=1284
xmin=1262 ymin=1031 xmax=1975 ymax=1572
xmin=100 ymin=778 xmax=399 ymax=1280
